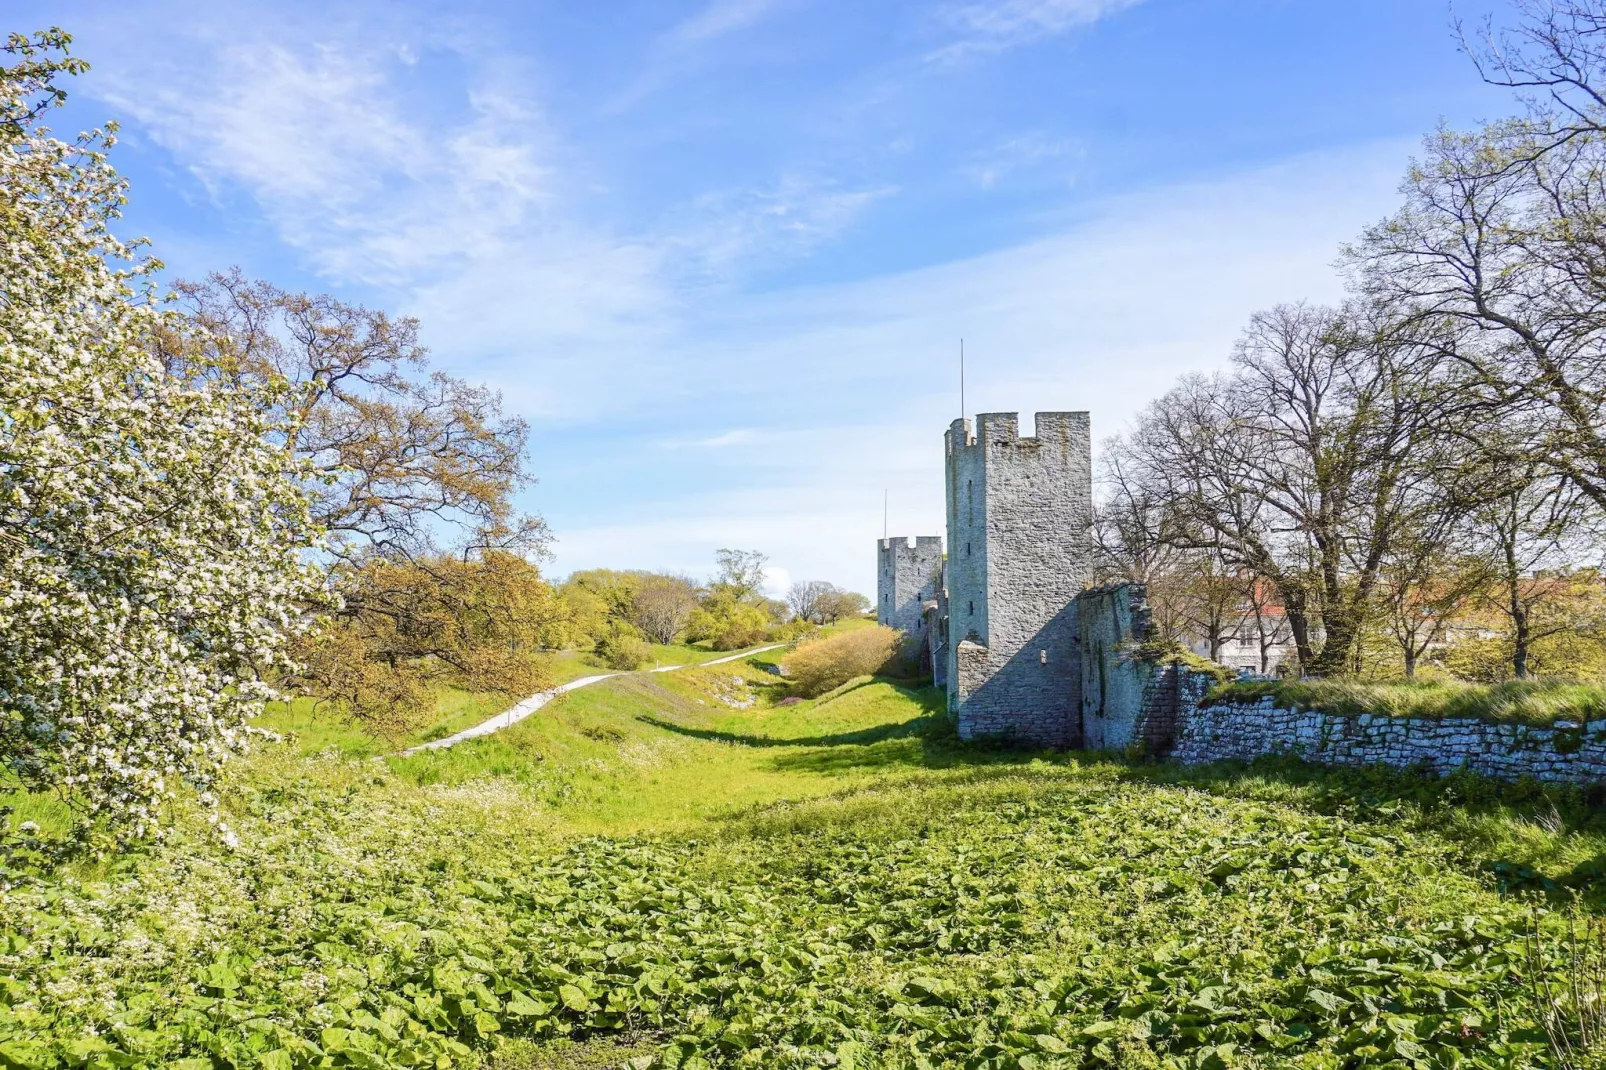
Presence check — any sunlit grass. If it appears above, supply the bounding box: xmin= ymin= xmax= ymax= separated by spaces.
xmin=541 ymin=638 xmax=773 ymax=684
xmin=14 ymin=634 xmax=1606 ymax=1067
xmin=254 ymin=685 xmax=513 ymax=757
xmin=379 ymin=655 xmax=953 ymax=835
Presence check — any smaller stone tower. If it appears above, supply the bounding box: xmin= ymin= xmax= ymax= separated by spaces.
xmin=876 ymin=536 xmax=944 ymax=649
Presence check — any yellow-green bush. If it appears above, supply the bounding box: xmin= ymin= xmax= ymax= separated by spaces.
xmin=783 ymin=625 xmax=900 ymax=697
xmin=595 ymin=629 xmax=653 ymax=670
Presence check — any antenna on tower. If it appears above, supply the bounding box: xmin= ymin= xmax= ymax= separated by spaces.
xmin=960 ymin=338 xmax=965 ymax=421
xmin=883 ymin=488 xmax=888 ymax=542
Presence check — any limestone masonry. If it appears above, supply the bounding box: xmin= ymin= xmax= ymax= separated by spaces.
xmin=872 ymin=409 xmax=1602 ymax=784
xmin=944 ymin=413 xmax=1092 ymax=746
xmin=875 ymin=536 xmax=943 ymax=655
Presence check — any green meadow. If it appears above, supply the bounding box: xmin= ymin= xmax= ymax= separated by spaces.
xmin=5 ymin=646 xmax=1606 ymax=1068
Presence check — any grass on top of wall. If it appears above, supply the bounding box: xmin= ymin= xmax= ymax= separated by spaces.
xmin=1206 ymin=676 xmax=1606 ymax=726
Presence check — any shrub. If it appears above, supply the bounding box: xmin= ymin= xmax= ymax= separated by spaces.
xmin=710 ymin=602 xmax=772 ymax=650
xmin=770 ymin=618 xmax=820 ymax=644
xmin=713 ymin=625 xmax=769 ymax=651
xmin=596 ymin=629 xmax=653 ymax=670
xmin=783 ymin=626 xmax=900 ymax=698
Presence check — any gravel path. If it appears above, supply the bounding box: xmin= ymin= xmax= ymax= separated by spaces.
xmin=400 ymin=644 xmax=783 ymax=755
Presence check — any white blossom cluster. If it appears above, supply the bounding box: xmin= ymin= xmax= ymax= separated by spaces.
xmin=0 ymin=63 xmax=323 ymax=839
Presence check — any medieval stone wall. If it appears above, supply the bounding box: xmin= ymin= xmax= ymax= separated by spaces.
xmin=944 ymin=412 xmax=1092 ymax=746
xmin=1077 ymin=582 xmax=1154 ymax=751
xmin=1167 ymin=691 xmax=1606 ymax=783
xmin=925 ymin=588 xmax=948 ymax=689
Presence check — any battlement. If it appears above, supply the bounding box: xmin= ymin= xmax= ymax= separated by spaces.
xmin=879 ymin=535 xmax=944 ymax=553
xmin=947 ymin=412 xmax=1088 ymax=453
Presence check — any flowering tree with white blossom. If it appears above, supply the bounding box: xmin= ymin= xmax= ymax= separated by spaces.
xmin=0 ymin=30 xmax=322 ymax=842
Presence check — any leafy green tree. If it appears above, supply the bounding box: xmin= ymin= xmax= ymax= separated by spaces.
xmin=815 ymin=588 xmax=870 ymax=623
xmin=712 ymin=548 xmax=768 ymax=603
xmin=566 ymin=569 xmax=642 ymax=622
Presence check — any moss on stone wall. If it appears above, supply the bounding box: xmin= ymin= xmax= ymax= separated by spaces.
xmin=1127 ymin=637 xmax=1235 ymax=685
xmin=1203 ymin=677 xmax=1606 ymax=727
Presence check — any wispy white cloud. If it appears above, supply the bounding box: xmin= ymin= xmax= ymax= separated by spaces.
xmin=761 ymin=565 xmax=792 ymax=598
xmin=606 ymin=0 xmax=789 ymax=112
xmin=673 ymin=176 xmax=897 ymax=279
xmin=79 ymin=5 xmax=884 ymax=422
xmin=96 ymin=33 xmax=557 ymax=288
xmin=962 ymin=133 xmax=1082 ymax=188
xmin=930 ymin=0 xmax=1145 ymax=61
xmin=58 ymin=1 xmax=1413 ymax=597
xmin=694 ymin=429 xmax=760 ymax=447
xmin=668 ymin=0 xmax=786 ymax=46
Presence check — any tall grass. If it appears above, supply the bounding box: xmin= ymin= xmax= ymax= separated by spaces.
xmin=1207 ymin=677 xmax=1606 ymax=726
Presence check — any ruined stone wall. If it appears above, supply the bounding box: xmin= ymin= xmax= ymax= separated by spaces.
xmin=925 ymin=582 xmax=948 ymax=689
xmin=876 ymin=536 xmax=943 ymax=644
xmin=1167 ymin=697 xmax=1606 ymax=783
xmin=1077 ymin=582 xmax=1154 ymax=751
xmin=945 ymin=412 xmax=1092 ymax=746
xmin=1072 ymin=626 xmax=1606 ymax=783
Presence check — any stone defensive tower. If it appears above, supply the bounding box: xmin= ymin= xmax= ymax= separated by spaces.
xmin=944 ymin=412 xmax=1093 ymax=746
xmin=876 ymin=536 xmax=943 ymax=647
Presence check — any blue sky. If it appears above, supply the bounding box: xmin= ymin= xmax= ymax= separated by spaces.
xmin=26 ymin=0 xmax=1519 ymax=595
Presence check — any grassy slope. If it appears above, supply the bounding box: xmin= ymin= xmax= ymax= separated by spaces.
xmin=250 ymin=635 xmax=800 ymax=765
xmin=256 ymin=687 xmax=516 ymax=758
xmin=542 ymin=639 xmax=759 ymax=686
xmin=9 ymin=650 xmax=1606 ymax=1067
xmin=382 ymin=656 xmax=949 ymax=834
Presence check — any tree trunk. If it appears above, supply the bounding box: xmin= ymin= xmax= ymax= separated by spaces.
xmin=1285 ymin=602 xmax=1314 ymax=673
xmin=1504 ymin=523 xmax=1529 ymax=680
xmin=1308 ymin=610 xmax=1357 ymax=678
xmin=1512 ymin=601 xmax=1531 ymax=680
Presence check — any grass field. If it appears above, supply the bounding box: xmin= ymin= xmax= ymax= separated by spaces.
xmin=5 ymin=648 xmax=1606 ymax=1067
xmin=251 ymin=635 xmax=800 ymax=763
xmin=256 ymin=686 xmax=517 ymax=758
